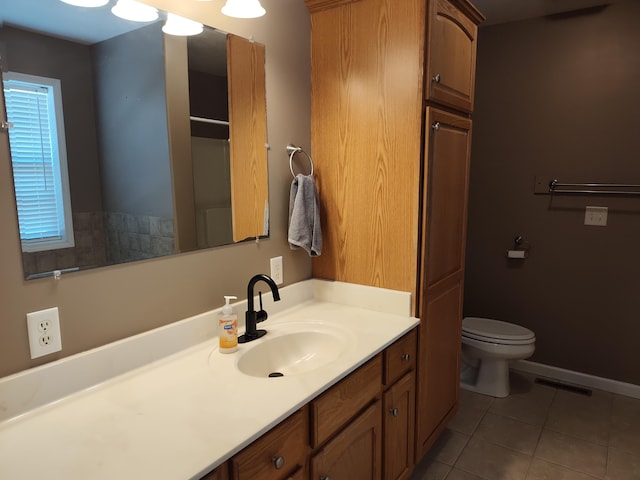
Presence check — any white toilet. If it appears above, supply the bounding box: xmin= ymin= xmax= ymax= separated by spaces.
xmin=460 ymin=317 xmax=536 ymax=398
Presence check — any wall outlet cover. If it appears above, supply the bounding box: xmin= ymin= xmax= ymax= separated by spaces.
xmin=27 ymin=307 xmax=62 ymax=359
xmin=584 ymin=206 xmax=608 ymax=226
xmin=270 ymin=256 xmax=283 ymax=285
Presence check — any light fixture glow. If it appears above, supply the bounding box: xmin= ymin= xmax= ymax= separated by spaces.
xmin=111 ymin=0 xmax=159 ymax=22
xmin=162 ymin=13 xmax=204 ymax=36
xmin=59 ymin=0 xmax=109 ymax=7
xmin=221 ymin=0 xmax=266 ymax=19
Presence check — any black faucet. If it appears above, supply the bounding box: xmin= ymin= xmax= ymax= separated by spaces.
xmin=238 ymin=273 xmax=281 ymax=343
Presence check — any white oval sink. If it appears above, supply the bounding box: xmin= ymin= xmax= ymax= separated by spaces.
xmin=236 ymin=325 xmax=350 ymax=378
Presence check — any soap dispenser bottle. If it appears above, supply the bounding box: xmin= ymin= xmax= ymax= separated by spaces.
xmin=219 ymin=295 xmax=238 ymax=353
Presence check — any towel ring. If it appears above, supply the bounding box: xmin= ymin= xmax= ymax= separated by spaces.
xmin=287 ymin=144 xmax=314 ymax=178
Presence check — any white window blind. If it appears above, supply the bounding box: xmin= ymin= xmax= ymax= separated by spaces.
xmin=3 ymin=72 xmax=74 ymax=252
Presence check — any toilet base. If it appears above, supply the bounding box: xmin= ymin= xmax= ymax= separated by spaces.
xmin=460 ymin=358 xmax=510 ymax=397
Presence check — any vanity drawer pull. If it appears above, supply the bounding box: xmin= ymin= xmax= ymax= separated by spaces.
xmin=401 ymin=353 xmax=410 ymax=362
xmin=273 ymin=456 xmax=285 ymax=469
xmin=320 ymin=476 xmax=332 ymax=480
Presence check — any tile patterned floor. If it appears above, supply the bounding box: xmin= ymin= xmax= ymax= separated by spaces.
xmin=410 ymin=372 xmax=640 ymax=480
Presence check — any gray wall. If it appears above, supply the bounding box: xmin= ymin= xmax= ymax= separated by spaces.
xmin=464 ymin=0 xmax=640 ymax=385
xmin=93 ymin=23 xmax=173 ymax=218
xmin=0 ymin=0 xmax=312 ymax=378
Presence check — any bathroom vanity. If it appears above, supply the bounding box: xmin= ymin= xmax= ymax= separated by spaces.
xmin=205 ymin=327 xmax=416 ymax=480
xmin=0 ymin=280 xmax=418 ymax=479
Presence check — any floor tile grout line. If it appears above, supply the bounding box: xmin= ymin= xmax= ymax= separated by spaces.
xmin=523 ymin=387 xmax=558 ymax=479
xmin=527 ymin=456 xmax=606 ymax=479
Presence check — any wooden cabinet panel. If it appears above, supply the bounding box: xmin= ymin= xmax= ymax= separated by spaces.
xmin=311 ymin=400 xmax=382 ymax=480
xmin=231 ymin=409 xmax=309 ymax=480
xmin=200 ymin=463 xmax=229 ymax=480
xmin=383 ymin=329 xmax=416 ymax=387
xmin=311 ymin=354 xmax=382 ymax=447
xmin=227 ymin=34 xmax=268 ymax=242
xmin=426 ymin=0 xmax=482 ymax=112
xmin=308 ymin=0 xmax=425 ymax=294
xmin=415 ymin=280 xmax=464 ymax=457
xmin=383 ymin=372 xmax=415 ymax=480
xmin=421 ymin=108 xmax=472 ymax=290
xmin=284 ymin=466 xmax=306 ymax=480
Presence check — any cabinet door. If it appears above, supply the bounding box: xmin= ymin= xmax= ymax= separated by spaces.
xmin=383 ymin=372 xmax=415 ymax=480
xmin=415 ymin=108 xmax=471 ymax=458
xmin=416 ymin=281 xmax=464 ymax=457
xmin=421 ymin=108 xmax=472 ymax=291
xmin=311 ymin=401 xmax=382 ymax=480
xmin=426 ymin=0 xmax=481 ymax=112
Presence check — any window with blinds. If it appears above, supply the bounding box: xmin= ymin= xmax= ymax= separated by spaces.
xmin=3 ymin=72 xmax=74 ymax=252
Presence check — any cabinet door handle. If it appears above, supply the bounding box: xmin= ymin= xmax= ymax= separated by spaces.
xmin=389 ymin=407 xmax=399 ymax=417
xmin=272 ymin=456 xmax=285 ymax=469
xmin=401 ymin=353 xmax=410 ymax=362
xmin=432 ymin=122 xmax=441 ymax=131
xmin=432 ymin=73 xmax=441 ymax=83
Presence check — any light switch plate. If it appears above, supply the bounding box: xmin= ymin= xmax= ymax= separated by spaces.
xmin=584 ymin=206 xmax=608 ymax=226
xmin=26 ymin=307 xmax=62 ymax=359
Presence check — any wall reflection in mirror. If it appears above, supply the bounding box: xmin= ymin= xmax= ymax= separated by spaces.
xmin=0 ymin=0 xmax=269 ymax=280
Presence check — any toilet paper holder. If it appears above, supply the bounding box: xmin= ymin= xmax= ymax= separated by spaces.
xmin=506 ymin=235 xmax=530 ymax=259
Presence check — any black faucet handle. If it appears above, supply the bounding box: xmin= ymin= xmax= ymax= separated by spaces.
xmin=256 ymin=309 xmax=268 ymax=323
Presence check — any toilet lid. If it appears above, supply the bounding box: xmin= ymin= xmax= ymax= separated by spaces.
xmin=462 ymin=317 xmax=535 ymax=342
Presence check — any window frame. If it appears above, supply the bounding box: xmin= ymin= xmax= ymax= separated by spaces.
xmin=3 ymin=71 xmax=75 ymax=252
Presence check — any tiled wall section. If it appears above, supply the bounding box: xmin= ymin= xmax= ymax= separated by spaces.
xmin=104 ymin=212 xmax=175 ymax=263
xmin=22 ymin=211 xmax=107 ymax=278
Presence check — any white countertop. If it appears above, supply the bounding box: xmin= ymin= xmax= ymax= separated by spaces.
xmin=0 ymin=279 xmax=418 ymax=479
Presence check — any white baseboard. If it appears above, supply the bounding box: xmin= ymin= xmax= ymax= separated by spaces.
xmin=512 ymin=360 xmax=640 ymax=399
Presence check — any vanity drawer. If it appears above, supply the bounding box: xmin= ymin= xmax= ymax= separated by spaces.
xmin=231 ymin=408 xmax=309 ymax=480
xmin=310 ymin=354 xmax=382 ymax=447
xmin=384 ymin=329 xmax=417 ymax=386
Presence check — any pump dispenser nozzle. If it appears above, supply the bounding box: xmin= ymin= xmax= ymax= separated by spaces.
xmin=223 ymin=295 xmax=237 ymax=314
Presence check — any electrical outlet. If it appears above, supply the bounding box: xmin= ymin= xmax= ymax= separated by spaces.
xmin=27 ymin=307 xmax=62 ymax=359
xmin=270 ymin=256 xmax=283 ymax=285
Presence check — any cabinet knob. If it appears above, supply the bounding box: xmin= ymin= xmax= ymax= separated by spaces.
xmin=389 ymin=407 xmax=399 ymax=417
xmin=432 ymin=73 xmax=441 ymax=83
xmin=320 ymin=476 xmax=332 ymax=480
xmin=432 ymin=122 xmax=441 ymax=131
xmin=401 ymin=353 xmax=410 ymax=362
xmin=272 ymin=456 xmax=285 ymax=469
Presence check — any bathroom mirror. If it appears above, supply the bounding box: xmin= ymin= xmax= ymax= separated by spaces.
xmin=0 ymin=0 xmax=268 ymax=279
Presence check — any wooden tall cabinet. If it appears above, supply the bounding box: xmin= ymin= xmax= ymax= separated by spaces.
xmin=306 ymin=0 xmax=483 ymax=468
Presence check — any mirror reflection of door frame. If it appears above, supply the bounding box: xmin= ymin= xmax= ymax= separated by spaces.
xmin=227 ymin=34 xmax=268 ymax=242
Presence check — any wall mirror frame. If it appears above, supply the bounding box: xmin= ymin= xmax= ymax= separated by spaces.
xmin=0 ymin=0 xmax=269 ymax=280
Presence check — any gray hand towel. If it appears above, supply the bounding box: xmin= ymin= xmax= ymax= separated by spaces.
xmin=288 ymin=174 xmax=322 ymax=256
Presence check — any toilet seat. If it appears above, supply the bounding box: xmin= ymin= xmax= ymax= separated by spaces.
xmin=462 ymin=317 xmax=535 ymax=345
